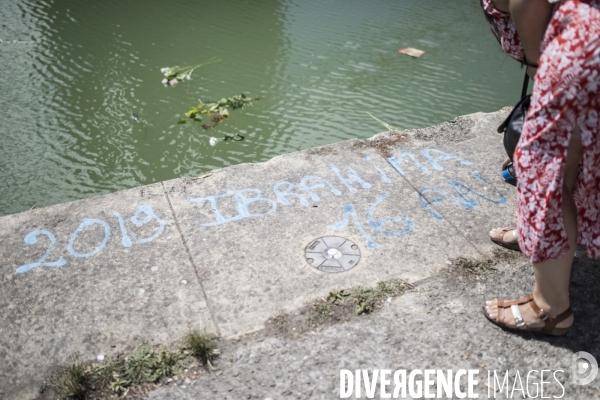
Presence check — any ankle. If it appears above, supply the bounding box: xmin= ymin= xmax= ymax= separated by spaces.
xmin=532 ymin=295 xmax=570 ymax=316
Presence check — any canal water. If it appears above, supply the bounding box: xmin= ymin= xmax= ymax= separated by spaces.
xmin=1 ymin=0 xmax=524 ymax=216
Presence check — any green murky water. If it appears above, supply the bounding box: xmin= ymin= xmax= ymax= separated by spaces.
xmin=0 ymin=0 xmax=524 ymax=216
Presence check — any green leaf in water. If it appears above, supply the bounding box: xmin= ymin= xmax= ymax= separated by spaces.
xmin=184 ymin=107 xmax=198 ymax=118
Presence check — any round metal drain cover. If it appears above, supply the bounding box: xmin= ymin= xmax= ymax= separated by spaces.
xmin=305 ymin=236 xmax=361 ymax=273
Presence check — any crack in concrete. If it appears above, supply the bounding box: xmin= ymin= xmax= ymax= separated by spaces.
xmin=161 ymin=181 xmax=222 ymax=336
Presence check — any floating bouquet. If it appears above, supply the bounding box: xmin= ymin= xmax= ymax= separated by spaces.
xmin=161 ymin=56 xmax=220 ymax=86
xmin=178 ymin=94 xmax=263 ymax=126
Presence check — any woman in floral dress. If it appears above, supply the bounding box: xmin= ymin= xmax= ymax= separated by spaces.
xmin=481 ymin=0 xmax=600 ymax=334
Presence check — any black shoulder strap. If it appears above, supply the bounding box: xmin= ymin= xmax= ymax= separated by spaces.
xmin=520 ymin=71 xmax=529 ymax=99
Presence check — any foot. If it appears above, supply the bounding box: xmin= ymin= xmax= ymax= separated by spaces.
xmin=484 ymin=296 xmax=573 ymax=332
xmin=490 ymin=227 xmax=520 ymax=251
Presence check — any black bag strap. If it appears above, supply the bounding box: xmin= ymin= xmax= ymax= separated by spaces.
xmin=520 ymin=71 xmax=529 ymax=99
xmin=497 ymin=71 xmax=531 ymax=134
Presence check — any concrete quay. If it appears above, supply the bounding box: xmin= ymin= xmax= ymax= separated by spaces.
xmin=1 ymin=109 xmax=599 ymax=399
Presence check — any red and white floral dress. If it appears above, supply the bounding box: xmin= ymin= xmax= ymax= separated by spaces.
xmin=481 ymin=0 xmax=600 ymax=263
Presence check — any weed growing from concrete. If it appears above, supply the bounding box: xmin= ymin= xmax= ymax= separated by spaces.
xmin=350 ymin=280 xmax=412 ymax=314
xmin=451 ymin=248 xmax=524 ymax=275
xmin=184 ymin=330 xmax=219 ymax=366
xmin=310 ymin=302 xmax=333 ymax=324
xmin=327 ymin=289 xmax=351 ymax=304
xmin=327 ymin=278 xmax=412 ymax=316
xmin=265 ymin=279 xmax=413 ymax=338
xmin=453 ymin=256 xmax=496 ymax=275
xmin=58 ymin=359 xmax=88 ymax=399
xmin=120 ymin=345 xmax=188 ymax=384
xmin=376 ymin=279 xmax=412 ymax=298
xmin=491 ymin=247 xmax=522 ymax=262
xmin=51 ymin=332 xmax=218 ymax=399
xmin=89 ymin=361 xmax=116 ymax=387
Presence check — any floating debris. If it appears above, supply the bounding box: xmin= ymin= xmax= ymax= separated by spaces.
xmin=192 ymin=173 xmax=213 ymax=180
xmin=399 ymin=47 xmax=425 ymax=58
xmin=223 ymin=133 xmax=244 ymax=141
xmin=179 ymin=94 xmax=263 ymax=133
xmin=161 ymin=56 xmax=220 ymax=85
xmin=366 ymin=112 xmax=399 ymax=131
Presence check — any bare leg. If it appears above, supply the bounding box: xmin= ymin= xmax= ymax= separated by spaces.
xmin=485 ymin=127 xmax=582 ymax=329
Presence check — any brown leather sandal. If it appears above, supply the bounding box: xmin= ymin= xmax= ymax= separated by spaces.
xmin=483 ymin=294 xmax=573 ymax=336
xmin=490 ymin=227 xmax=521 ymax=251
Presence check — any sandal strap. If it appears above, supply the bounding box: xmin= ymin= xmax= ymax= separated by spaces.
xmin=495 ymin=295 xmax=533 ymax=326
xmin=499 ymin=228 xmax=515 ymax=243
xmin=498 ymin=294 xmax=533 ymax=308
xmin=528 ymin=299 xmax=548 ymax=320
xmin=511 ymin=304 xmax=527 ymax=329
xmin=486 ymin=294 xmax=573 ymax=334
xmin=528 ymin=300 xmax=573 ymax=334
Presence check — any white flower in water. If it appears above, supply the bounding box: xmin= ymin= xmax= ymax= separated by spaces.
xmin=209 ymin=137 xmax=218 ymax=146
xmin=168 ymin=79 xmax=178 ymax=86
xmin=162 ymin=78 xmax=168 ymax=85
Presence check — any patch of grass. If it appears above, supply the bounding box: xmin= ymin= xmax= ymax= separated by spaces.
xmin=184 ymin=330 xmax=219 ymax=366
xmin=351 ymin=279 xmax=413 ymax=315
xmin=332 ymin=278 xmax=412 ymax=316
xmin=264 ymin=279 xmax=414 ymax=338
xmin=310 ymin=302 xmax=333 ymax=324
xmin=314 ymin=302 xmax=333 ymax=317
xmin=451 ymin=248 xmax=524 ymax=276
xmin=452 ymin=256 xmax=496 ymax=275
xmin=89 ymin=360 xmax=116 ymax=387
xmin=351 ymin=286 xmax=378 ymax=314
xmin=120 ymin=344 xmax=188 ymax=385
xmin=327 ymin=289 xmax=351 ymax=304
xmin=491 ymin=247 xmax=522 ymax=262
xmin=58 ymin=359 xmax=88 ymax=399
xmin=376 ymin=279 xmax=411 ymax=298
xmin=51 ymin=333 xmax=217 ymax=399
xmin=109 ymin=378 xmax=129 ymax=395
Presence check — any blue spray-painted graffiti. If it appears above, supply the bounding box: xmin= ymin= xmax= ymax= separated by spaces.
xmin=328 ymin=164 xmax=372 ymax=193
xmin=189 ymin=189 xmax=278 ymax=227
xmin=186 ymin=148 xmax=506 ymax=249
xmin=387 ymin=151 xmax=429 ymax=176
xmin=299 ymin=176 xmax=342 ymax=201
xmin=386 ymin=148 xmax=471 ymax=175
xmin=273 ymin=182 xmax=311 ymax=207
xmin=329 ymin=194 xmax=415 ymax=249
xmin=113 ymin=212 xmax=133 ymax=248
xmin=129 ymin=205 xmax=165 ymax=243
xmin=364 ymin=156 xmax=392 ymax=184
xmin=15 ymin=230 xmax=67 ymax=274
xmin=368 ymin=194 xmax=414 ymax=236
xmin=13 ymin=147 xmax=508 ymax=273
xmin=418 ymin=173 xmax=506 ymax=221
xmin=15 ymin=204 xmax=165 ymax=274
xmin=421 ymin=148 xmax=471 ymax=171
xmin=68 ymin=219 xmax=111 ymax=258
xmin=190 ymin=175 xmax=345 ymax=226
xmin=329 ymin=204 xmax=377 ymax=249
